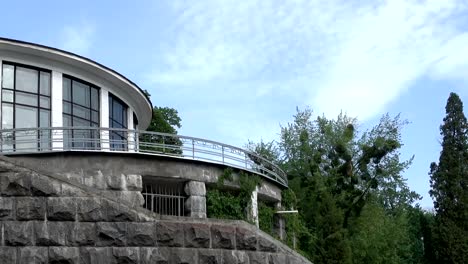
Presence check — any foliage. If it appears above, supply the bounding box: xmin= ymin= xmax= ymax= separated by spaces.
xmin=249 ymin=108 xmax=424 ymax=263
xmin=206 ymin=169 xmax=261 ymax=221
xmin=258 ymin=201 xmax=275 ymax=235
xmin=429 ymin=92 xmax=468 ymax=263
xmin=206 ymin=189 xmax=245 ymax=220
xmin=140 ymin=106 xmax=183 ymax=154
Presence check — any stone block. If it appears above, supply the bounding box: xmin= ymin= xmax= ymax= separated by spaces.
xmin=184 ymin=223 xmax=210 ymax=248
xmin=83 ymin=171 xmax=106 ymax=190
xmin=80 ymin=247 xmax=112 ymax=264
xmin=106 ymin=174 xmax=124 ymax=190
xmin=155 ymin=222 xmax=184 ymax=247
xmin=259 ymin=237 xmax=277 ymax=252
xmin=0 ymin=197 xmax=14 ymax=220
xmin=127 ymin=222 xmax=156 ymax=246
xmin=18 ymin=247 xmax=48 ymax=264
xmin=211 ymin=224 xmax=236 ymax=249
xmin=169 ymin=248 xmax=198 ymax=264
xmin=140 ymin=247 xmax=169 ymax=264
xmin=184 ymin=181 xmax=206 ymax=196
xmin=249 ymin=252 xmax=268 ymax=264
xmin=4 ymin=221 xmax=34 ymax=246
xmin=236 ymin=227 xmax=258 ymax=251
xmin=34 ymin=221 xmax=71 ymax=246
xmin=96 ymin=222 xmax=127 ymax=246
xmin=77 ymin=197 xmax=106 ymax=222
xmin=112 ymin=247 xmax=140 ymax=264
xmin=17 ymin=197 xmax=46 ymax=220
xmin=185 ymin=196 xmax=206 ymax=218
xmin=268 ymin=253 xmax=287 ymax=264
xmin=49 ymin=247 xmax=79 ymax=264
xmin=0 ymin=171 xmax=31 ymax=196
xmin=125 ymin=174 xmax=142 ymax=191
xmin=222 ymin=250 xmax=249 ymax=264
xmin=0 ymin=247 xmax=17 ymax=264
xmin=61 ymin=183 xmax=88 ymax=197
xmin=47 ymin=197 xmax=76 ymax=221
xmin=71 ymin=222 xmax=96 ymax=246
xmin=31 ymin=173 xmax=60 ymax=196
xmin=198 ymin=249 xmax=222 ymax=264
xmin=104 ymin=199 xmax=138 ymax=222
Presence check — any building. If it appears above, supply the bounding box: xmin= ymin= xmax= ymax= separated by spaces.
xmin=0 ymin=37 xmax=287 ymax=216
xmin=0 ymin=38 xmax=313 ymax=264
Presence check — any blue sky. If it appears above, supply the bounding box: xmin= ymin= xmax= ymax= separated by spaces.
xmin=3 ymin=0 xmax=468 ymax=208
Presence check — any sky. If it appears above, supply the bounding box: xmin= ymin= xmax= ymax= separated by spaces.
xmin=2 ymin=0 xmax=468 ymax=208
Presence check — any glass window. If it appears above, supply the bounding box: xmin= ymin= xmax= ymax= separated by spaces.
xmin=1 ymin=62 xmax=51 ymax=152
xmin=2 ymin=64 xmax=14 ymax=89
xmin=16 ymin=91 xmax=38 ymax=106
xmin=16 ymin=66 xmax=38 ymax=93
xmin=109 ymin=93 xmax=128 ymax=150
xmin=40 ymin=72 xmax=51 ymax=96
xmin=62 ymin=76 xmax=100 ymax=150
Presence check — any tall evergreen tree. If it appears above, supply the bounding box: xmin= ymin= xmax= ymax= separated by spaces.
xmin=429 ymin=92 xmax=468 ymax=263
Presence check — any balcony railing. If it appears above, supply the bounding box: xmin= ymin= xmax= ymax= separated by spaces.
xmin=0 ymin=127 xmax=288 ymax=187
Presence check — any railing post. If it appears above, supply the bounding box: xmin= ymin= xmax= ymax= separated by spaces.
xmin=192 ymin=139 xmax=195 ymax=159
xmin=222 ymin=146 xmax=225 ymax=163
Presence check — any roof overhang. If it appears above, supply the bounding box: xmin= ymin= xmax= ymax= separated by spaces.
xmin=0 ymin=37 xmax=153 ymax=129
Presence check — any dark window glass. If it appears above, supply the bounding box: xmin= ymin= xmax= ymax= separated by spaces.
xmin=72 ymin=80 xmax=90 ymax=107
xmin=109 ymin=93 xmax=128 ymax=150
xmin=1 ymin=62 xmax=51 ymax=152
xmin=62 ymin=76 xmax=100 ymax=150
xmin=40 ymin=72 xmax=51 ymax=96
xmin=63 ymin=78 xmax=71 ymax=101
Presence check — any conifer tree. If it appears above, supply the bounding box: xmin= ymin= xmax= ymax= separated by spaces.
xmin=429 ymin=92 xmax=468 ymax=263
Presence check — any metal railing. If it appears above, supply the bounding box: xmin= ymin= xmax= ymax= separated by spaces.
xmin=0 ymin=127 xmax=288 ymax=187
xmin=142 ymin=182 xmax=186 ymax=217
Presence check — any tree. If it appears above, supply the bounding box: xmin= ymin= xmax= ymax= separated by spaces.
xmin=429 ymin=92 xmax=468 ymax=263
xmin=140 ymin=106 xmax=183 ymax=154
xmin=249 ymin=108 xmax=422 ymax=263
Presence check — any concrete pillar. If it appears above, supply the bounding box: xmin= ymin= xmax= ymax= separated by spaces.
xmin=51 ymin=71 xmax=63 ymax=150
xmin=127 ymin=109 xmax=136 ymax=152
xmin=100 ymin=89 xmax=110 ymax=150
xmin=248 ymin=186 xmax=259 ymax=228
xmin=184 ymin=181 xmax=206 ymax=218
xmin=274 ymin=202 xmax=286 ymax=240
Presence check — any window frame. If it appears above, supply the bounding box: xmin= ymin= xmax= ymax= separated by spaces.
xmin=109 ymin=92 xmax=128 ymax=150
xmin=62 ymin=74 xmax=100 ymax=149
xmin=1 ymin=61 xmax=52 ymax=151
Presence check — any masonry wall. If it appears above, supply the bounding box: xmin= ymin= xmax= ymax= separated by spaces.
xmin=0 ymin=156 xmax=311 ymax=264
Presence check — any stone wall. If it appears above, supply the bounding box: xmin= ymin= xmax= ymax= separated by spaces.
xmin=0 ymin=156 xmax=311 ymax=264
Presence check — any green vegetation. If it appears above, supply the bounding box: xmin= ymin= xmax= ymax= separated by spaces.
xmin=157 ymin=92 xmax=468 ymax=263
xmin=429 ymin=92 xmax=468 ymax=263
xmin=206 ymin=169 xmax=261 ymax=221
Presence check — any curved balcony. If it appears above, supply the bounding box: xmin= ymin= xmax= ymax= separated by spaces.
xmin=0 ymin=127 xmax=288 ymax=187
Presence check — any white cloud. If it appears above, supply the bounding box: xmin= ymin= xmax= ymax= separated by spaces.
xmin=148 ymin=0 xmax=468 ymax=124
xmin=60 ymin=22 xmax=95 ymax=55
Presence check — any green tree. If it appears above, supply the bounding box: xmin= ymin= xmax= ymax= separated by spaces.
xmin=249 ymin=108 xmax=423 ymax=263
xmin=140 ymin=106 xmax=183 ymax=154
xmin=429 ymin=92 xmax=468 ymax=263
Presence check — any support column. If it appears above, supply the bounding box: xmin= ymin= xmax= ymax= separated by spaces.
xmin=248 ymin=186 xmax=259 ymax=228
xmin=274 ymin=202 xmax=286 ymax=240
xmin=51 ymin=71 xmax=63 ymax=150
xmin=127 ymin=109 xmax=136 ymax=152
xmin=100 ymin=89 xmax=110 ymax=150
xmin=184 ymin=181 xmax=206 ymax=218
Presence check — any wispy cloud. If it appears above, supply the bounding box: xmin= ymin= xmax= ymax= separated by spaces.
xmin=59 ymin=22 xmax=95 ymax=55
xmin=147 ymin=0 xmax=468 ymax=143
